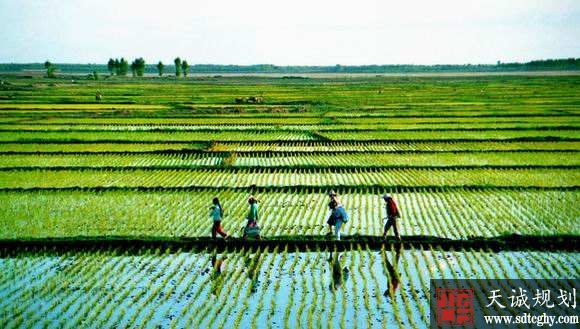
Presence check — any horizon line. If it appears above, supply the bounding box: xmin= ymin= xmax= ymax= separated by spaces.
xmin=1 ymin=57 xmax=579 ymax=67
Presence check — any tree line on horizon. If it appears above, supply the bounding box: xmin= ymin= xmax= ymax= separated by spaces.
xmin=107 ymin=57 xmax=190 ymax=77
xmin=2 ymin=58 xmax=579 ymax=77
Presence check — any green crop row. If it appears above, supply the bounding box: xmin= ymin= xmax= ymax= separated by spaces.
xmin=0 ymin=151 xmax=578 ymax=169
xmin=0 ymin=142 xmax=206 ymax=153
xmin=316 ymin=129 xmax=580 ymax=141
xmin=6 ymin=117 xmax=326 ymax=125
xmin=0 ymin=130 xmax=315 ymax=142
xmin=1 ymin=106 xmax=577 ymax=118
xmin=230 ymin=151 xmax=580 ymax=168
xmin=0 ymin=153 xmax=222 ymax=168
xmin=0 ymin=129 xmax=577 ymax=143
xmin=0 ymin=103 xmax=168 ymax=110
xmin=0 ymin=167 xmax=577 ymax=189
xmin=1 ymin=122 xmax=578 ymax=132
xmin=13 ymin=115 xmax=580 ymax=125
xmin=1 ymin=141 xmax=579 ymax=153
xmin=209 ymin=141 xmax=580 ymax=152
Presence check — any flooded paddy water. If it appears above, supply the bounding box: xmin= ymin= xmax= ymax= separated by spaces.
xmin=0 ymin=246 xmax=577 ymax=328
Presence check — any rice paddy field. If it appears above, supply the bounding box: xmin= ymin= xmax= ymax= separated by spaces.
xmin=0 ymin=74 xmax=579 ymax=328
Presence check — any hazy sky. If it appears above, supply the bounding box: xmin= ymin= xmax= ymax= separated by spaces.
xmin=0 ymin=0 xmax=579 ymax=65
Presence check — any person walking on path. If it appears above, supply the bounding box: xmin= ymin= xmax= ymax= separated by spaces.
xmin=329 ymin=196 xmax=349 ymax=241
xmin=243 ymin=196 xmax=261 ymax=239
xmin=382 ymin=194 xmax=401 ymax=242
xmin=210 ymin=197 xmax=229 ymax=241
xmin=246 ymin=196 xmax=259 ymax=225
xmin=326 ymin=191 xmax=338 ymax=235
xmin=326 ymin=190 xmax=342 ymax=235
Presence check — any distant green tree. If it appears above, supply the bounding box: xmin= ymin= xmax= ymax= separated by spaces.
xmin=119 ymin=58 xmax=129 ymax=76
xmin=134 ymin=58 xmax=145 ymax=77
xmin=107 ymin=58 xmax=115 ymax=75
xmin=92 ymin=70 xmax=99 ymax=80
xmin=44 ymin=60 xmax=56 ymax=78
xmin=181 ymin=60 xmax=190 ymax=77
xmin=157 ymin=61 xmax=164 ymax=76
xmin=174 ymin=57 xmax=182 ymax=77
xmin=130 ymin=60 xmax=137 ymax=77
xmin=114 ymin=58 xmax=121 ymax=75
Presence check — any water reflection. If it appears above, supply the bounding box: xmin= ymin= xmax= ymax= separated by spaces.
xmin=328 ymin=251 xmax=350 ymax=291
xmin=209 ymin=253 xmax=260 ymax=296
xmin=211 ymin=255 xmax=224 ymax=274
xmin=383 ymin=246 xmax=402 ymax=297
xmin=210 ymin=254 xmax=225 ymax=296
xmin=244 ymin=254 xmax=260 ymax=294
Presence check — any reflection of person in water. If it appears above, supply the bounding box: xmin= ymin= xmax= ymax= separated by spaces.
xmin=245 ymin=254 xmax=260 ymax=293
xmin=328 ymin=251 xmax=350 ymax=291
xmin=210 ymin=255 xmax=225 ymax=296
xmin=383 ymin=247 xmax=402 ymax=297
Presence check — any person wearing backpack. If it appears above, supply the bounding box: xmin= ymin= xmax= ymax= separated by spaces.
xmin=329 ymin=198 xmax=349 ymax=241
xmin=210 ymin=197 xmax=229 ymax=241
xmin=382 ymin=194 xmax=401 ymax=242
